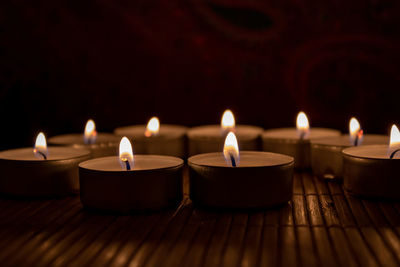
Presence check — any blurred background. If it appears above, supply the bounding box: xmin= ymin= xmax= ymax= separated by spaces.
xmin=1 ymin=0 xmax=400 ymax=150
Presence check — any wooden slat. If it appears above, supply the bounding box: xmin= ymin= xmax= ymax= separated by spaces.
xmin=179 ymin=211 xmax=217 ymax=267
xmin=301 ymin=173 xmax=317 ymax=195
xmin=394 ymin=203 xmax=400 ymax=215
xmin=0 ymin=199 xmax=52 ymax=228
xmin=7 ymin=201 xmax=81 ymax=266
xmin=292 ymin=195 xmax=309 ymax=226
xmin=331 ymin=195 xmax=356 ymax=227
xmin=89 ymin=212 xmax=168 ymax=267
xmin=362 ymin=200 xmax=389 ymax=227
xmin=378 ymin=228 xmax=400 ymax=264
xmin=34 ymin=213 xmax=114 ymax=266
xmin=139 ymin=207 xmax=194 ymax=267
xmin=52 ymin=216 xmax=116 ymax=267
xmin=0 ymin=171 xmax=400 ymax=267
xmin=221 ymin=214 xmax=248 ymax=267
xmin=296 ymin=226 xmax=318 ymax=267
xmin=327 ymin=181 xmax=344 ymax=195
xmin=160 ymin=216 xmax=200 ymax=267
xmin=360 ymin=227 xmax=399 ymax=266
xmin=264 ymin=207 xmax=279 ymax=226
xmin=293 ymin=173 xmax=304 ymax=195
xmin=68 ymin=215 xmax=139 ymax=267
xmin=306 ymin=195 xmax=324 ymax=226
xmin=379 ymin=202 xmax=400 ymax=226
xmin=0 ymin=198 xmax=79 ymax=265
xmin=344 ymin=194 xmax=372 ymax=227
xmin=125 ymin=207 xmax=192 ymax=267
xmin=328 ymin=227 xmax=358 ymax=267
xmin=0 ymin=199 xmax=57 ymax=257
xmin=259 ymin=227 xmax=278 ymax=267
xmin=279 ymin=202 xmax=294 ymax=226
xmin=319 ymin=195 xmax=340 ymax=227
xmin=279 ymin=226 xmax=298 ymax=267
xmin=312 ymin=176 xmax=330 ymax=195
xmin=240 ymin=212 xmax=264 ymax=267
xmin=202 ymin=213 xmax=233 ymax=267
xmin=344 ymin=228 xmax=379 ymax=267
xmin=312 ymin=227 xmax=339 ymax=267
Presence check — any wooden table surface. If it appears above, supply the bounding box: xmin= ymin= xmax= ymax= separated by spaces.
xmin=1 ymin=172 xmax=400 ymax=267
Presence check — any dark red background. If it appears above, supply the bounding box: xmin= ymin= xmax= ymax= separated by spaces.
xmin=1 ymin=0 xmax=400 ymax=149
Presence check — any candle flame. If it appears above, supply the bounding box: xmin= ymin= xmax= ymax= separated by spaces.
xmin=84 ymin=119 xmax=97 ymax=144
xmin=145 ymin=117 xmax=160 ymax=137
xmin=390 ymin=124 xmax=400 ymax=149
xmin=296 ymin=111 xmax=309 ymax=139
xmin=223 ymin=131 xmax=239 ymax=167
xmin=33 ymin=132 xmax=48 ymax=159
xmin=349 ymin=117 xmax=363 ymax=146
xmin=119 ymin=137 xmax=134 ymax=170
xmin=221 ymin=109 xmax=235 ymax=130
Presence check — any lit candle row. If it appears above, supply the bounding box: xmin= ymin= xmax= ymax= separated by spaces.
xmin=0 ymin=110 xmax=399 ymax=211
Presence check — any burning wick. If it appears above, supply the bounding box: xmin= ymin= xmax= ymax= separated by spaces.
xmin=389 ymin=124 xmax=400 ymax=159
xmin=296 ymin=112 xmax=309 ymax=140
xmin=229 ymin=154 xmax=236 ymax=167
xmin=34 ymin=132 xmax=48 ymax=160
xmin=33 ymin=148 xmax=47 ymax=160
xmin=390 ymin=149 xmax=400 ymax=159
xmin=37 ymin=151 xmax=47 ymax=160
xmin=223 ymin=132 xmax=239 ymax=167
xmin=84 ymin=119 xmax=97 ymax=145
xmin=349 ymin=118 xmax=363 ymax=147
xmin=221 ymin=109 xmax=235 ymax=131
xmin=145 ymin=117 xmax=160 ymax=137
xmin=119 ymin=137 xmax=134 ymax=171
xmin=124 ymin=160 xmax=131 ymax=170
xmin=354 ymin=129 xmax=363 ymax=146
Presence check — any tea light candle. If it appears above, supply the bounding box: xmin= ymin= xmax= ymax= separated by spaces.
xmin=342 ymin=124 xmax=400 ymax=199
xmin=114 ymin=117 xmax=187 ymax=158
xmin=311 ymin=118 xmax=387 ymax=179
xmin=187 ymin=110 xmax=263 ymax=156
xmin=79 ymin=137 xmax=184 ymax=213
xmin=48 ymin=119 xmax=121 ymax=158
xmin=0 ymin=132 xmax=90 ymax=197
xmin=262 ymin=112 xmax=340 ymax=169
xmin=189 ymin=132 xmax=294 ymax=209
